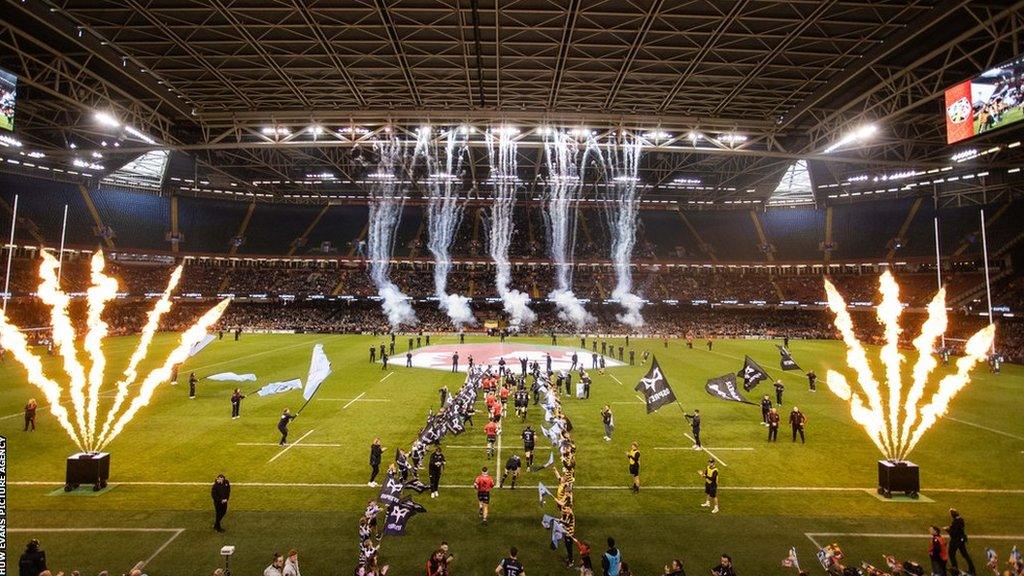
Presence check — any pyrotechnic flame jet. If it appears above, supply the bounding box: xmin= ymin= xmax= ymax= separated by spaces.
xmin=0 ymin=252 xmax=228 ymax=452
xmin=99 ymin=298 xmax=230 ymax=449
xmin=84 ymin=252 xmax=120 ymax=447
xmin=35 ymin=251 xmax=91 ymax=447
xmin=823 ymin=271 xmax=994 ymax=461
xmin=0 ymin=309 xmax=84 ymax=450
xmin=96 ymin=264 xmax=184 ymax=448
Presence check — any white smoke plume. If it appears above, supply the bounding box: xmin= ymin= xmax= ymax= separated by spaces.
xmin=367 ymin=133 xmax=418 ymax=329
xmin=604 ymin=135 xmax=645 ymax=327
xmin=543 ymin=131 xmax=596 ymax=327
xmin=417 ymin=128 xmax=476 ymax=328
xmin=485 ymin=128 xmax=536 ymax=326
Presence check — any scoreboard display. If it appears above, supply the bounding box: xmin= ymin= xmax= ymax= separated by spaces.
xmin=945 ymin=54 xmax=1024 ymax=144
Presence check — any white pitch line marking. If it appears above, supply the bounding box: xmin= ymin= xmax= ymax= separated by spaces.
xmin=268 ymin=428 xmax=315 ymax=463
xmin=317 ymin=398 xmax=391 ymax=403
xmin=634 ymin=394 xmax=645 ymax=403
xmin=946 ymin=416 xmax=1024 ymax=441
xmin=805 ymin=532 xmax=1024 ymax=549
xmin=379 ymin=372 xmax=394 ymax=383
xmin=239 ymin=442 xmax=340 ymax=447
xmin=496 ymin=413 xmax=503 ymax=465
xmin=609 ymin=374 xmax=623 ymax=386
xmin=8 ymin=527 xmax=185 ymax=565
xmin=342 ymin=392 xmax=366 ymax=410
xmin=655 ymin=447 xmax=753 ymax=452
xmin=11 ymin=481 xmax=1024 ymax=494
xmin=445 ymin=444 xmax=551 ymax=451
xmin=684 ymin=432 xmax=728 ymax=467
xmin=145 ymin=528 xmax=186 ymax=564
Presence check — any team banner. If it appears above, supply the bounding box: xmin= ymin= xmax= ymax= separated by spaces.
xmin=403 ymin=478 xmax=430 ymax=494
xmin=378 ymin=474 xmax=405 ymax=506
xmin=303 ymin=343 xmax=332 ymax=401
xmin=777 ymin=345 xmax=802 ymax=371
xmin=705 ymin=373 xmax=753 ymax=405
xmin=383 ymin=496 xmax=426 ymax=536
xmin=447 ymin=412 xmax=466 ymax=435
xmin=634 ymin=357 xmax=677 ymax=414
xmin=255 ymin=379 xmax=302 ymax=397
xmin=738 ymin=355 xmax=770 ymax=391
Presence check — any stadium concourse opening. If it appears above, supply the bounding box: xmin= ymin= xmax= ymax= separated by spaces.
xmin=1 ymin=1 xmax=1024 ymax=575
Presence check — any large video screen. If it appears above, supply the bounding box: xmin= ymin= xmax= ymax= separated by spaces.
xmin=945 ymin=55 xmax=1024 ymax=144
xmin=0 ymin=67 xmax=15 ymax=132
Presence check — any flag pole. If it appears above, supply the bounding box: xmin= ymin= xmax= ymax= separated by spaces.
xmin=296 ymin=393 xmax=316 ymax=415
xmin=2 ymin=194 xmax=18 ymax=313
xmin=980 ymin=209 xmax=995 ymax=354
xmin=933 ymin=216 xmax=945 ymax=348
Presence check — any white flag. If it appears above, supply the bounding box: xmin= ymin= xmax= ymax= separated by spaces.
xmin=188 ymin=334 xmax=216 ymax=357
xmin=208 ymin=372 xmax=257 ymax=382
xmin=304 ymin=343 xmax=332 ymax=401
xmin=256 ymin=379 xmax=302 ymax=397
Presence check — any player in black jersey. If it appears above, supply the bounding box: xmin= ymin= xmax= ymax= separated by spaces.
xmin=500 ymin=453 xmax=522 ymax=489
xmin=496 ymin=547 xmax=525 ymax=576
xmin=521 ymin=425 xmax=536 ymax=469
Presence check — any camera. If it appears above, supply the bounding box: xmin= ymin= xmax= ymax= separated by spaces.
xmin=220 ymin=545 xmax=235 ymax=576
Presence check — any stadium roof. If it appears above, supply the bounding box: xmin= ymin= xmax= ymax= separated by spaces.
xmin=2 ymin=0 xmax=1024 ymax=206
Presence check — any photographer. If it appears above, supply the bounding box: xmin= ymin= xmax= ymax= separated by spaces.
xmin=18 ymin=539 xmax=47 ymax=576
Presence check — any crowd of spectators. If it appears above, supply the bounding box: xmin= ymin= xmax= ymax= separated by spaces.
xmin=4 ymin=256 xmax=1023 ymax=362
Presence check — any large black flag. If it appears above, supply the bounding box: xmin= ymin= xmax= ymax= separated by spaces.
xmin=378 ymin=474 xmax=405 ymax=506
xmin=383 ymin=496 xmax=426 ymax=536
xmin=777 ymin=345 xmax=802 ymax=371
xmin=738 ymin=355 xmax=769 ymax=392
xmin=403 ymin=478 xmax=430 ymax=494
xmin=634 ymin=357 xmax=677 ymax=414
xmin=705 ymin=373 xmax=754 ymax=405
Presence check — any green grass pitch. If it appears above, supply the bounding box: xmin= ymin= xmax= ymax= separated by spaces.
xmin=2 ymin=332 xmax=1022 ymax=575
